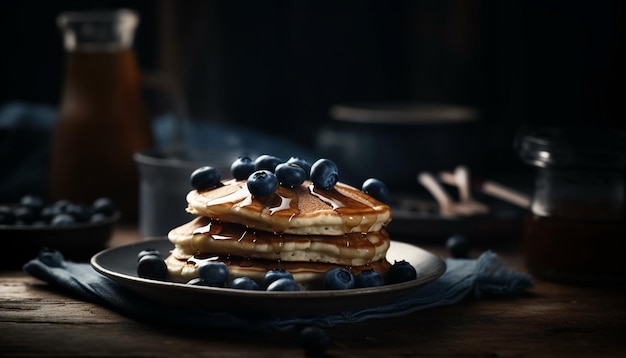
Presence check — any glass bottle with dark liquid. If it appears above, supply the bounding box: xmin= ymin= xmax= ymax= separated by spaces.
xmin=49 ymin=10 xmax=153 ymax=220
xmin=517 ymin=127 xmax=626 ymax=284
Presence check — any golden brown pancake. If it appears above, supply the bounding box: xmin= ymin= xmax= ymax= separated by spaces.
xmin=185 ymin=179 xmax=392 ymax=235
xmin=168 ymin=216 xmax=390 ymax=266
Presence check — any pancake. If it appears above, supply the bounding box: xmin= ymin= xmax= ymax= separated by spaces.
xmin=185 ymin=179 xmax=392 ymax=235
xmin=168 ymin=216 xmax=391 ymax=266
xmin=164 ymin=253 xmax=392 ymax=289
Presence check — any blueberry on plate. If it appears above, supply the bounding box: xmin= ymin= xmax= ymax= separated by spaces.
xmin=190 ymin=166 xmax=221 ymax=191
xmin=254 ymin=154 xmax=284 ymax=172
xmin=247 ymin=170 xmax=279 ymax=197
xmin=19 ymin=195 xmax=45 ymax=214
xmin=14 ymin=206 xmax=36 ymax=225
xmin=266 ymin=277 xmax=300 ymax=291
xmin=186 ymin=277 xmax=210 ymax=286
xmin=446 ymin=234 xmax=471 ymax=258
xmin=262 ymin=268 xmax=294 ymax=288
xmin=387 ymin=260 xmax=417 ymax=284
xmin=361 ymin=178 xmax=390 ymax=203
xmin=310 ymin=159 xmax=339 ymax=190
xmin=286 ymin=157 xmax=312 ymax=179
xmin=198 ymin=261 xmax=229 ymax=287
xmin=231 ymin=156 xmax=256 ymax=180
xmin=299 ymin=326 xmax=332 ymax=355
xmin=137 ymin=249 xmax=161 ymax=262
xmin=275 ymin=163 xmax=307 ymax=188
xmin=230 ymin=277 xmax=260 ymax=290
xmin=323 ymin=268 xmax=355 ymax=290
xmin=355 ymin=269 xmax=385 ymax=288
xmin=137 ymin=254 xmax=167 ymax=280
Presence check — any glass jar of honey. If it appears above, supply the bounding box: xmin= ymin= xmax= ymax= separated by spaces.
xmin=517 ymin=127 xmax=626 ymax=284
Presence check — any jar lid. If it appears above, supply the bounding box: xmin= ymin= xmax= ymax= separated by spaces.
xmin=516 ymin=126 xmax=626 ymax=169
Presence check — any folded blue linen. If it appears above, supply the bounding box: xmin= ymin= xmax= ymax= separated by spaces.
xmin=23 ymin=249 xmax=532 ymax=331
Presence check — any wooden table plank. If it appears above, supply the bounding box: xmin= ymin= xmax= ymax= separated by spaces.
xmin=1 ymin=228 xmax=625 ymax=357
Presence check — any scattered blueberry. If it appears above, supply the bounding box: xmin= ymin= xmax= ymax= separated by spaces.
xmin=355 ymin=269 xmax=385 ymax=288
xmin=137 ymin=254 xmax=167 ymax=280
xmin=137 ymin=249 xmax=162 ymax=262
xmin=254 ymin=154 xmax=284 ymax=172
xmin=275 ymin=163 xmax=307 ymax=188
xmin=446 ymin=234 xmax=471 ymax=258
xmin=231 ymin=156 xmax=256 ymax=180
xmin=50 ymin=213 xmax=76 ymax=226
xmin=92 ymin=197 xmax=116 ymax=216
xmin=190 ymin=166 xmax=222 ymax=191
xmin=310 ymin=159 xmax=339 ymax=190
xmin=262 ymin=268 xmax=294 ymax=288
xmin=387 ymin=260 xmax=417 ymax=284
xmin=230 ymin=277 xmax=260 ymax=290
xmin=286 ymin=157 xmax=312 ymax=179
xmin=299 ymin=326 xmax=332 ymax=355
xmin=323 ymin=268 xmax=355 ymax=290
xmin=198 ymin=261 xmax=229 ymax=287
xmin=266 ymin=277 xmax=300 ymax=291
xmin=247 ymin=170 xmax=279 ymax=197
xmin=362 ymin=178 xmax=389 ymax=203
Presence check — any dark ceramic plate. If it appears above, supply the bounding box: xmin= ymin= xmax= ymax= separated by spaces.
xmin=91 ymin=239 xmax=446 ymax=316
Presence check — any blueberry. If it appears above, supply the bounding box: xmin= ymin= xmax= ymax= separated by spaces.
xmin=299 ymin=326 xmax=332 ymax=355
xmin=92 ymin=197 xmax=116 ymax=216
xmin=254 ymin=154 xmax=284 ymax=172
xmin=0 ymin=206 xmax=16 ymax=225
xmin=286 ymin=157 xmax=312 ymax=179
xmin=137 ymin=254 xmax=167 ymax=280
xmin=262 ymin=268 xmax=294 ymax=288
xmin=231 ymin=156 xmax=256 ymax=180
xmin=15 ymin=206 xmax=36 ymax=224
xmin=41 ymin=206 xmax=61 ymax=222
xmin=387 ymin=260 xmax=417 ymax=284
xmin=355 ymin=269 xmax=385 ymax=288
xmin=230 ymin=277 xmax=260 ymax=290
xmin=186 ymin=277 xmax=210 ymax=286
xmin=90 ymin=212 xmax=109 ymax=223
xmin=50 ymin=213 xmax=76 ymax=226
xmin=190 ymin=166 xmax=222 ymax=191
xmin=137 ymin=249 xmax=162 ymax=262
xmin=323 ymin=268 xmax=355 ymax=290
xmin=310 ymin=159 xmax=339 ymax=190
xmin=65 ymin=203 xmax=90 ymax=222
xmin=247 ymin=170 xmax=279 ymax=197
xmin=52 ymin=199 xmax=72 ymax=212
xmin=19 ymin=195 xmax=45 ymax=214
xmin=275 ymin=163 xmax=307 ymax=188
xmin=446 ymin=234 xmax=471 ymax=258
xmin=198 ymin=261 xmax=229 ymax=287
xmin=266 ymin=277 xmax=300 ymax=291
xmin=362 ymin=178 xmax=389 ymax=203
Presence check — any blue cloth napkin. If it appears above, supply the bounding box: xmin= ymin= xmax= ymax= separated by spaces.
xmin=23 ymin=249 xmax=532 ymax=331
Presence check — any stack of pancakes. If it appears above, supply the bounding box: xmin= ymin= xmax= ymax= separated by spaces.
xmin=165 ymin=178 xmax=393 ymax=289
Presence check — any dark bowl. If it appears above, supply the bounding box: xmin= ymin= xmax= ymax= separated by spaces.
xmin=0 ymin=211 xmax=119 ymax=269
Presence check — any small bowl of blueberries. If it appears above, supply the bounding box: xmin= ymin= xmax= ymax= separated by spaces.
xmin=0 ymin=195 xmax=120 ymax=268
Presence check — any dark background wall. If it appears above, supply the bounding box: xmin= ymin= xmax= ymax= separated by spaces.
xmin=1 ymin=0 xmax=623 ymax=176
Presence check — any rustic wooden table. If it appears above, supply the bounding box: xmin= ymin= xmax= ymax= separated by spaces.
xmin=2 ymin=226 xmax=625 ymax=357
